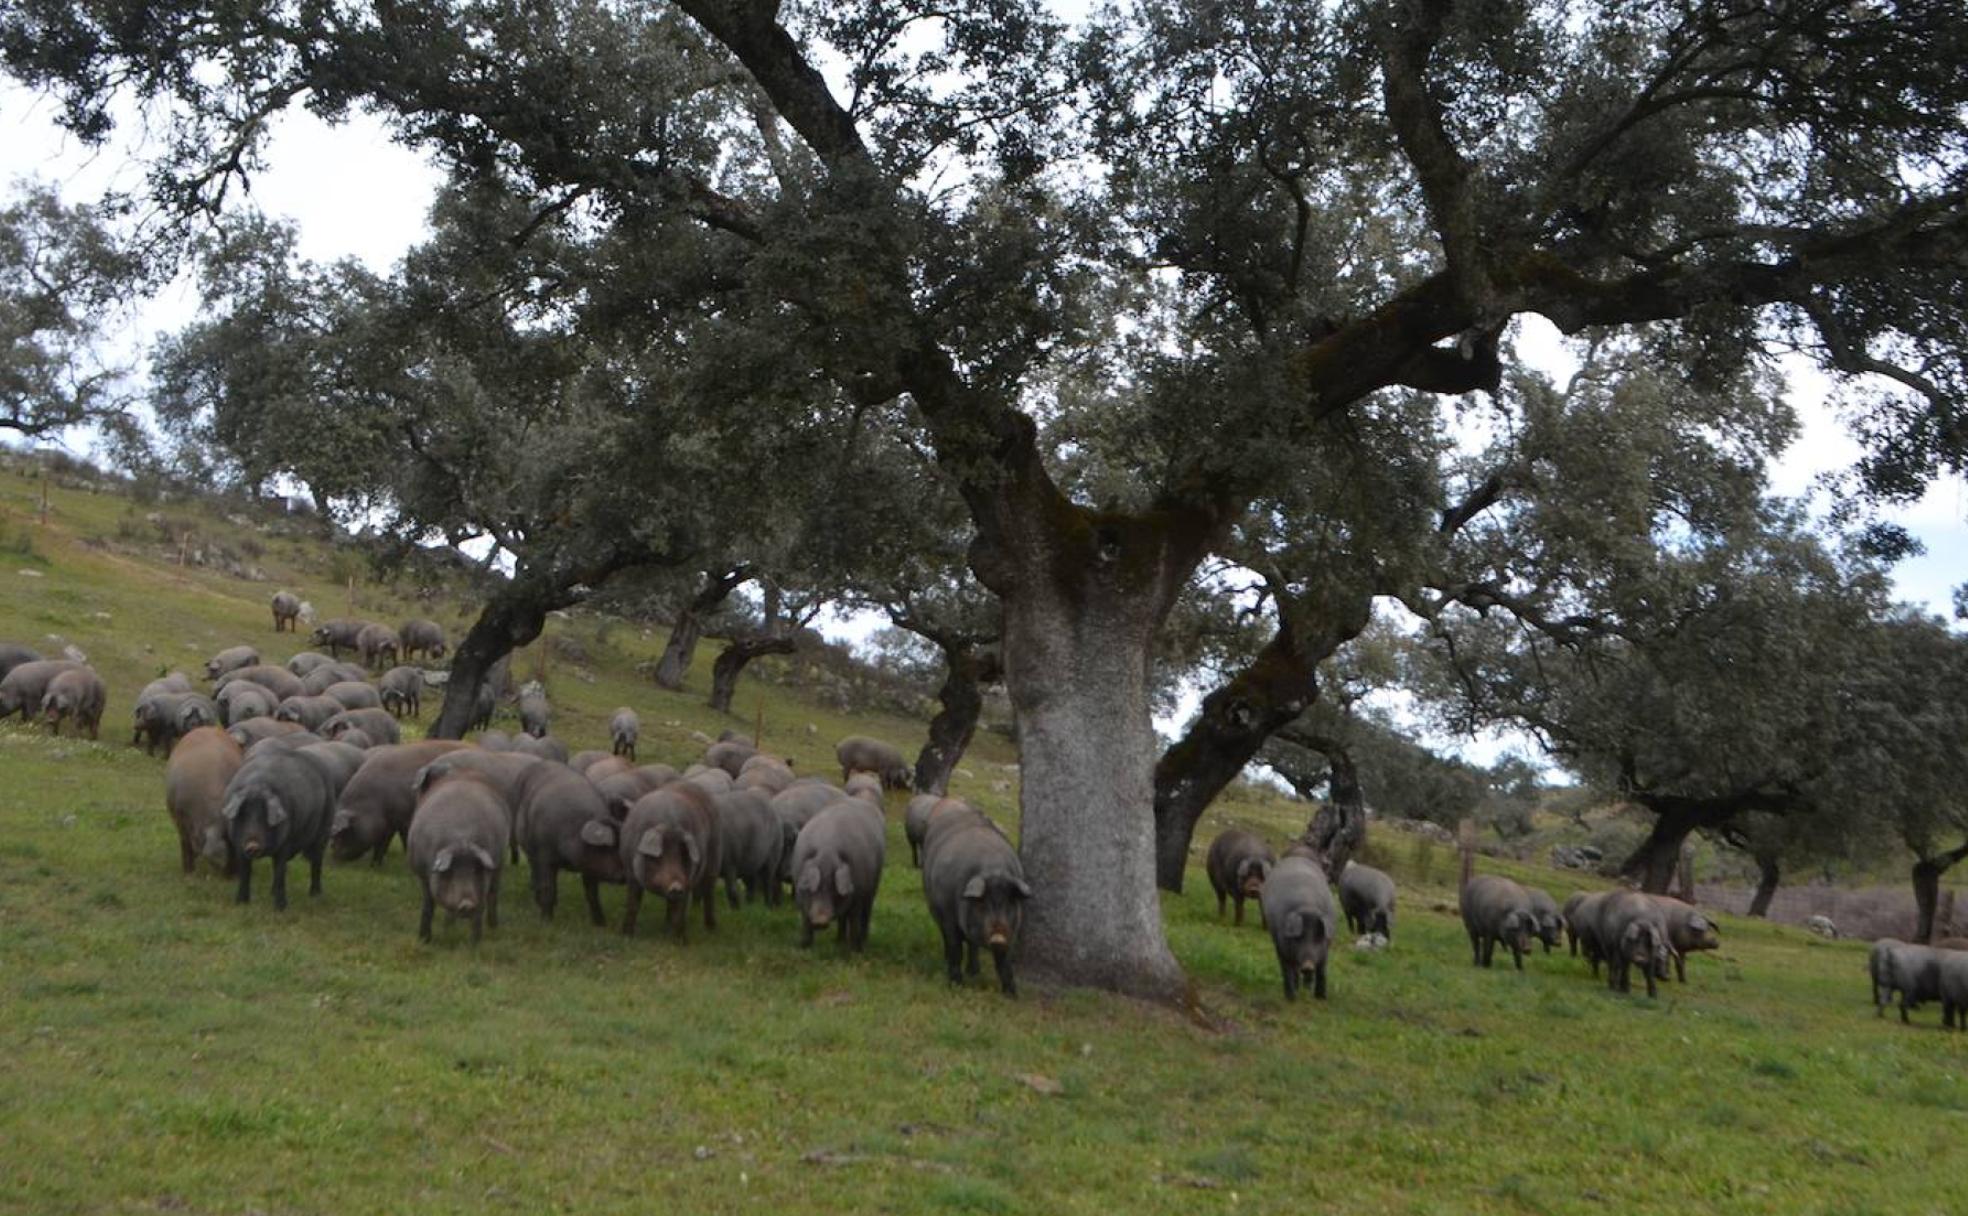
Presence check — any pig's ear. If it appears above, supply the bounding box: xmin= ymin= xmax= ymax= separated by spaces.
xmin=580 ymin=819 xmax=618 ymax=848
xmin=432 ymin=847 xmax=455 ymax=874
xmin=606 ymin=792 xmax=633 ymax=821
xmin=1011 ymin=879 xmax=1033 ymax=900
xmin=329 ymin=809 xmax=353 ymax=836
xmin=264 ymin=794 xmax=288 ymax=827
xmin=834 ymin=865 xmax=855 ymax=898
xmin=221 ymin=793 xmax=243 ymax=821
xmin=1284 ymin=912 xmax=1305 ymax=939
xmin=683 ymin=833 xmax=701 ymax=871
xmin=961 ymin=876 xmax=987 ymax=901
xmin=637 ymin=828 xmax=666 ymax=859
xmin=797 ymin=862 xmax=821 ymax=895
xmin=468 ymin=845 xmax=497 ymax=871
xmin=1306 ymin=916 xmax=1326 ymax=943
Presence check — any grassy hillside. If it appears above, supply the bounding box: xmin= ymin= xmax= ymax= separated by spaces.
xmin=3 ymin=460 xmax=1965 ymax=1216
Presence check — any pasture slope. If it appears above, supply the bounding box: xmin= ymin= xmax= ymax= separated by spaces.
xmin=1 ymin=464 xmax=1964 ymax=1216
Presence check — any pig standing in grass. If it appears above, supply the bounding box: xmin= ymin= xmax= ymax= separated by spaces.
xmin=1938 ymin=951 xmax=1968 ymax=1030
xmin=223 ymin=745 xmax=339 ymax=909
xmin=619 ymin=784 xmax=722 ymax=941
xmin=1873 ymin=941 xmax=1944 ymax=1024
xmin=270 ymin=590 xmax=302 ymax=632
xmin=40 ymin=667 xmax=106 ymax=738
xmin=835 ymin=735 xmax=911 ymax=790
xmin=1460 ymin=875 xmax=1536 ymax=971
xmin=1650 ymin=896 xmax=1721 ymax=981
xmin=515 ymin=764 xmax=623 ymax=924
xmin=165 ymin=726 xmax=243 ymax=873
xmin=609 ymin=708 xmax=639 ymax=760
xmin=791 ymin=800 xmax=886 ymax=951
xmin=0 ymin=643 xmax=42 ymax=681
xmin=214 ymin=665 xmax=306 ymax=702
xmin=301 ymin=663 xmax=368 ymax=695
xmin=1338 ymin=861 xmax=1397 ymax=941
xmin=204 ymin=646 xmax=260 ymax=681
xmin=321 ymin=707 xmax=401 ymax=746
xmin=398 ymin=618 xmax=447 ymax=661
xmin=712 ymin=788 xmax=784 ymax=908
xmin=1525 ymin=888 xmax=1564 ymax=953
xmin=274 ymin=694 xmax=344 ymax=733
xmin=407 ymin=769 xmax=509 ymax=944
xmin=518 ymin=691 xmax=550 ymax=738
xmin=378 ymin=666 xmax=424 ymax=718
xmin=1595 ymin=891 xmax=1673 ymax=999
xmin=0 ymin=659 xmax=82 ymax=720
xmin=330 ymin=740 xmax=473 ymax=863
xmin=1260 ymin=856 xmax=1336 ymax=1001
xmin=922 ymin=806 xmax=1030 ymax=995
xmin=1205 ymin=829 xmax=1275 ymax=927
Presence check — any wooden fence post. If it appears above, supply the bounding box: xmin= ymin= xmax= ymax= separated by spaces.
xmin=1457 ymin=818 xmax=1477 ymax=894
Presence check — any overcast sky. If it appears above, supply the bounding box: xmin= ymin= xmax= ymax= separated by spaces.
xmin=5 ymin=72 xmax=1963 ymax=764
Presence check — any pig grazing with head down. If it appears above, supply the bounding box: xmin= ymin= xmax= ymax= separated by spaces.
xmin=204 ymin=646 xmax=260 ymax=681
xmin=356 ymin=623 xmax=402 ymax=671
xmin=609 ymin=708 xmax=639 ymax=761
xmin=274 ymin=694 xmax=343 ymax=733
xmin=223 ymin=745 xmax=340 ymax=909
xmin=1338 ymin=861 xmax=1397 ymax=941
xmin=922 ymin=806 xmax=1030 ymax=995
xmin=1460 ymin=875 xmax=1537 ymax=971
xmin=1650 ymin=895 xmax=1721 ymax=981
xmin=407 ymin=769 xmax=510 ymax=944
xmin=711 ymin=788 xmax=785 ymax=908
xmin=378 ymin=666 xmax=424 ymax=718
xmin=39 ymin=667 xmax=105 ymax=738
xmin=165 ymin=726 xmax=244 ymax=873
xmin=0 ymin=659 xmax=82 ymax=721
xmin=791 ymin=800 xmax=886 ymax=951
xmin=217 ymin=680 xmax=279 ymax=727
xmin=1873 ymin=941 xmax=1945 ymax=1024
xmin=310 ymin=619 xmax=370 ymax=659
xmin=321 ymin=681 xmax=381 ymax=712
xmin=329 ymin=740 xmax=473 ymax=863
xmin=1205 ymin=829 xmax=1275 ymax=927
xmin=321 ymin=707 xmax=401 ymax=746
xmin=301 ymin=663 xmax=368 ymax=696
xmin=398 ymin=618 xmax=448 ymax=661
xmin=509 ymin=733 xmax=569 ymax=764
xmin=618 ymin=784 xmax=723 ymax=941
xmin=835 ymin=735 xmax=912 ymax=790
xmin=1524 ymin=888 xmax=1565 ymax=953
xmin=135 ymin=689 xmax=218 ymax=755
xmin=214 ymin=664 xmax=307 ymax=702
xmin=1260 ymin=856 xmax=1336 ymax=1000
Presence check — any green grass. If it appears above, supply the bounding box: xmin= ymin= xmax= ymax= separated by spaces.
xmin=4 ymin=462 xmax=1968 ymax=1214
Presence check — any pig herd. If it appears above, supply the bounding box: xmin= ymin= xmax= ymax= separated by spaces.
xmin=6 ymin=617 xmax=1956 ymax=1015
xmin=1203 ymin=827 xmax=1727 ymax=1005
xmin=3 ymin=620 xmax=1043 ymax=995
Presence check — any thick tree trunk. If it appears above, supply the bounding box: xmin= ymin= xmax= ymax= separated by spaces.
xmin=1300 ymin=745 xmax=1366 ymax=877
xmin=1748 ymin=854 xmax=1780 ymax=918
xmin=430 ymin=589 xmax=551 ymax=739
xmin=914 ymin=644 xmax=1001 ymax=796
xmin=1912 ymin=842 xmax=1968 ymax=942
xmin=1620 ymin=806 xmax=1703 ymax=894
xmin=707 ymin=635 xmax=797 ymax=714
xmin=654 ymin=613 xmax=707 ymax=690
xmin=1003 ymin=583 xmax=1186 ymax=1001
xmin=655 ymin=567 xmax=748 ymax=691
xmin=1152 ymin=632 xmax=1319 ymax=892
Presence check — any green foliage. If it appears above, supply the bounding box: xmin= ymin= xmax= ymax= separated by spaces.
xmin=0 ymin=183 xmax=146 ymax=438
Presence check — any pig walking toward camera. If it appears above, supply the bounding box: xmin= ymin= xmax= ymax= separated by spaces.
xmin=791 ymin=800 xmax=885 ymax=950
xmin=609 ymin=708 xmax=639 ymax=761
xmin=618 ymin=784 xmax=722 ymax=941
xmin=922 ymin=807 xmax=1030 ymax=995
xmin=407 ymin=769 xmax=510 ymax=944
xmin=1460 ymin=875 xmax=1536 ymax=971
xmin=223 ymin=746 xmax=339 ymax=910
xmin=1260 ymin=855 xmax=1336 ymax=1000
xmin=1205 ymin=829 xmax=1275 ymax=927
